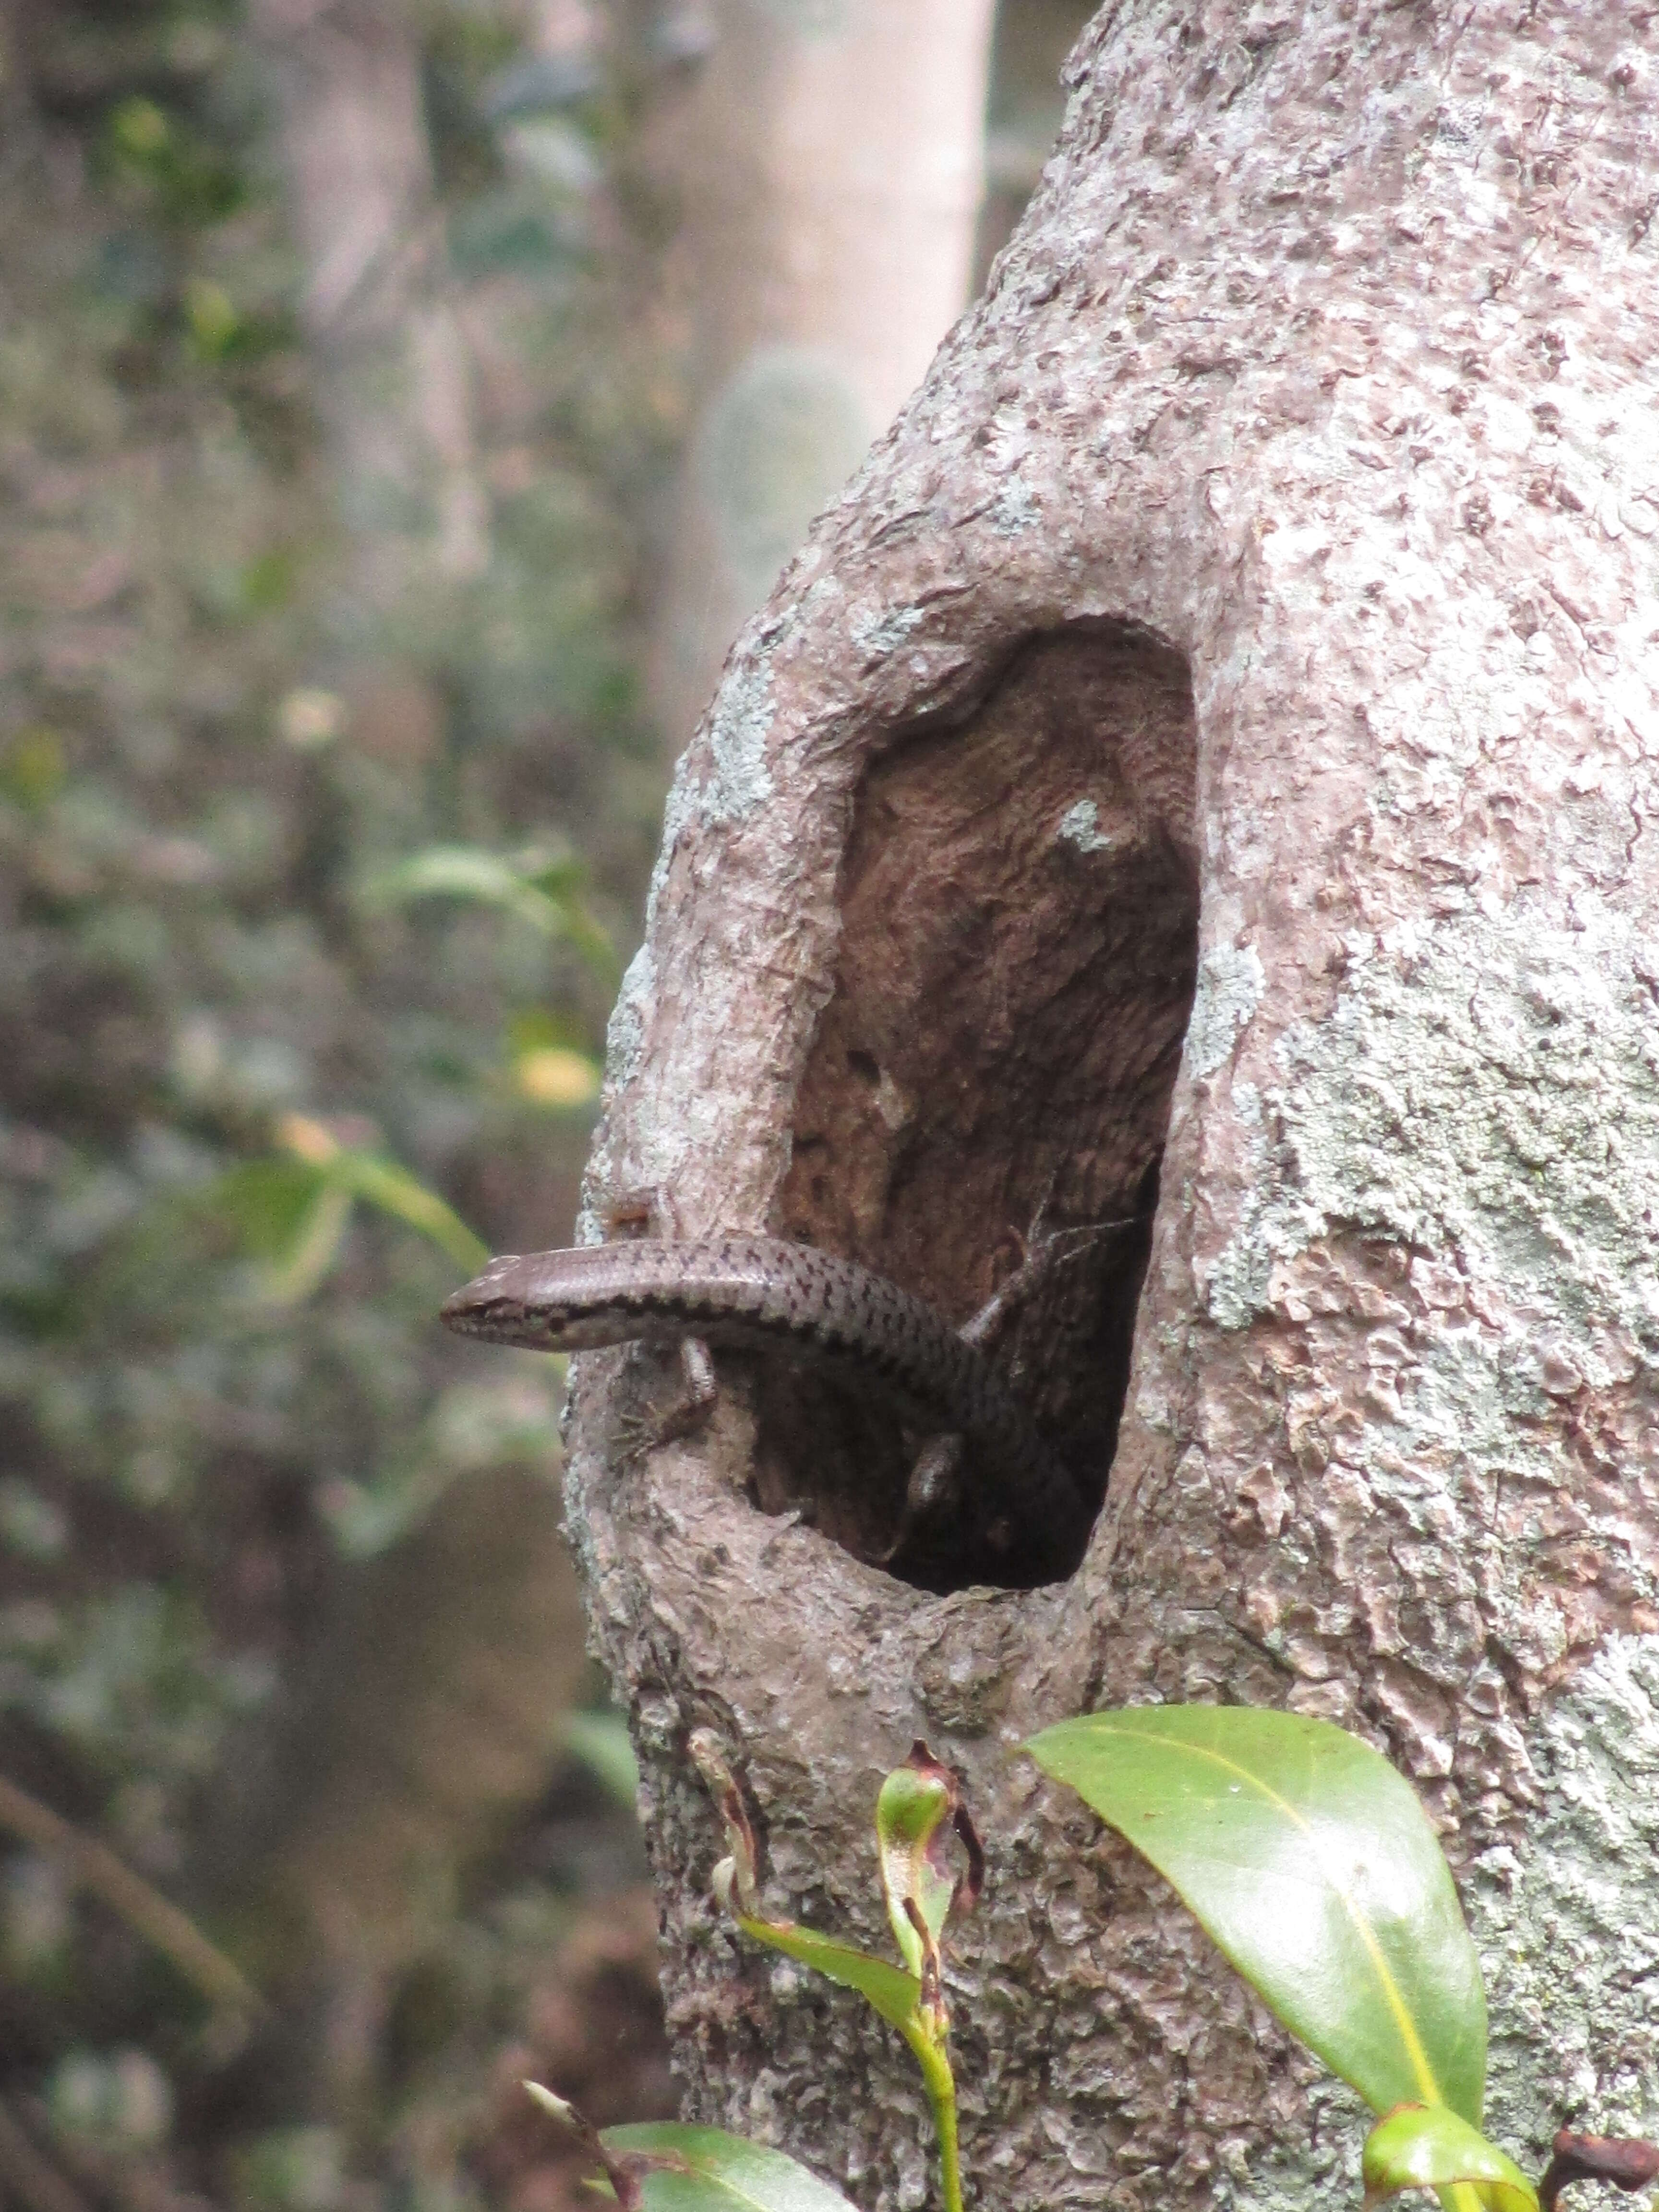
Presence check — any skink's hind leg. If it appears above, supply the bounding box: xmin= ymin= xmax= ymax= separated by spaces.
xmin=882 ymin=1431 xmax=965 ymax=1574
xmin=960 ymin=1213 xmax=1146 ymax=1359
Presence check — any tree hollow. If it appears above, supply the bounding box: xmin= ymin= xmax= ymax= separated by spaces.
xmin=760 ymin=622 xmax=1200 ymax=1589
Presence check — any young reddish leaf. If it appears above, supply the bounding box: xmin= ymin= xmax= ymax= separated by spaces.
xmin=875 ymin=1743 xmax=981 ymax=2031
xmin=525 ymin=2084 xmax=641 ymax=2209
xmin=1028 ymin=1706 xmax=1487 ymax=2124
xmin=1364 ymin=2105 xmax=1538 ymax=2212
xmin=1538 ymin=2133 xmax=1659 ymax=2212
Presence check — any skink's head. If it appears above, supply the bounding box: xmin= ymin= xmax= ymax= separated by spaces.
xmin=440 ymin=1252 xmax=538 ymax=1343
xmin=440 ymin=1245 xmax=678 ymax=1352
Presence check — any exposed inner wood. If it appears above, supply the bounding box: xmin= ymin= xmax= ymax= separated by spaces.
xmin=761 ymin=623 xmax=1200 ymax=1588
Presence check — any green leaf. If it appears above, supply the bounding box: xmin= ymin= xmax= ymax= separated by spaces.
xmin=524 ymin=2090 xmax=858 ymax=2212
xmin=366 ymin=846 xmax=551 ymax=921
xmin=328 ymin=1152 xmax=487 ymax=1273
xmin=600 ymin=2126 xmax=857 ymax=2212
xmin=1363 ymin=2105 xmax=1539 ymax=2212
xmin=238 ymin=1121 xmax=487 ymax=1294
xmin=0 ymin=726 xmax=67 ymax=810
xmin=261 ymin=1181 xmax=353 ymax=1305
xmin=208 ymin=1158 xmax=328 ymax=1259
xmin=1027 ymin=1706 xmax=1487 ymax=2124
xmin=601 ymin=2124 xmax=860 ymax=2212
xmin=362 ymin=845 xmax=618 ymax=985
xmin=561 ymin=1711 xmax=640 ymax=1808
xmin=728 ymin=1911 xmax=921 ymax=2037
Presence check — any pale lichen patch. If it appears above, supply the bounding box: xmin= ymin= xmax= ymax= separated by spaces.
xmin=1210 ymin=897 xmax=1659 ymax=1373
xmin=1185 ymin=942 xmax=1266 ymax=1081
xmin=1470 ymin=1632 xmax=1659 ymax=2158
xmin=1056 ymin=797 xmax=1116 ymax=853
xmin=849 ymin=602 xmax=925 ymax=657
xmin=692 ymin=655 xmax=778 ymax=830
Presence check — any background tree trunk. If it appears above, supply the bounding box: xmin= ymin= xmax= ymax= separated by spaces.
xmin=637 ymin=0 xmax=997 ymax=754
xmin=566 ymin=3 xmax=1659 ymax=2206
xmin=254 ymin=0 xmax=491 ymax=625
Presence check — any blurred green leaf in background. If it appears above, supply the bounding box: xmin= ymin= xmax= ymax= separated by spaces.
xmin=0 ymin=0 xmax=680 ymax=2198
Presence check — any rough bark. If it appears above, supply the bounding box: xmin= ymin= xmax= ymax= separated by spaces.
xmin=567 ymin=4 xmax=1659 ymax=2208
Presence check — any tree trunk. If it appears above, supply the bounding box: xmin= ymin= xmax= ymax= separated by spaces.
xmin=637 ymin=0 xmax=996 ymax=754
xmin=567 ymin=4 xmax=1659 ymax=2206
xmin=254 ymin=0 xmax=490 ymax=628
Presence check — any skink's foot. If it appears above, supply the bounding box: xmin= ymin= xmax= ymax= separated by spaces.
xmin=960 ymin=1213 xmax=1146 ymax=1356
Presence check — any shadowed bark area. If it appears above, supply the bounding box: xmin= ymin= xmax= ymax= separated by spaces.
xmin=769 ymin=625 xmax=1197 ymax=1584
xmin=565 ymin=4 xmax=1659 ymax=2207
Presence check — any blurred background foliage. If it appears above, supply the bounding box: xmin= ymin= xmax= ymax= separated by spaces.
xmin=0 ymin=1 xmax=671 ymax=2201
xmin=0 ymin=1 xmax=1087 ymax=2205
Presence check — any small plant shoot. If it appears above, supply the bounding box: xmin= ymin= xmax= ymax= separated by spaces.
xmin=692 ymin=1732 xmax=981 ymax=2212
xmin=1362 ymin=2104 xmax=1538 ymax=2212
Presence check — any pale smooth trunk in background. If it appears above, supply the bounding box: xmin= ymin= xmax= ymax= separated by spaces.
xmin=642 ymin=0 xmax=997 ymax=753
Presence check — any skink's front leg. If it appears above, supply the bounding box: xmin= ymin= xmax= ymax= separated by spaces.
xmin=606 ymin=1187 xmax=722 ymax=1455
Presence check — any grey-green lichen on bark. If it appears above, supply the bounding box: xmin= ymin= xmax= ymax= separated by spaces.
xmin=1471 ymin=1632 xmax=1659 ymax=2159
xmin=1185 ymin=943 xmax=1266 ymax=1083
xmin=1056 ymin=797 xmax=1117 ymax=853
xmin=1207 ymin=896 xmax=1659 ymax=1381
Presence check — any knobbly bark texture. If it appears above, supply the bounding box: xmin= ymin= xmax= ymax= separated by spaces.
xmin=565 ymin=5 xmax=1659 ymax=2207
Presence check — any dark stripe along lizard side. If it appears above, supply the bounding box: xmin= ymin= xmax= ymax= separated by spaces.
xmin=440 ymin=1234 xmax=1088 ymax=1582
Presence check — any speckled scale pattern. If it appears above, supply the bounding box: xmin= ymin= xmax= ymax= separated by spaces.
xmin=442 ymin=1234 xmax=1079 ymax=1532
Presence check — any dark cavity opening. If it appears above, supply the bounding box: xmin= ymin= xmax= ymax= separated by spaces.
xmin=760 ymin=622 xmax=1199 ymax=1592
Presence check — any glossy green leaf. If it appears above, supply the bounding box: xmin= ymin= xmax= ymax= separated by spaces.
xmin=1028 ymin=1707 xmax=1487 ymax=2123
xmin=524 ymin=2090 xmax=857 ymax=2212
xmin=1363 ymin=2105 xmax=1538 ymax=2212
xmin=599 ymin=2126 xmax=859 ymax=2212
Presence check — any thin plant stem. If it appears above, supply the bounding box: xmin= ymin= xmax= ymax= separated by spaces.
xmin=903 ymin=2022 xmax=963 ymax=2212
xmin=0 ymin=1771 xmax=264 ymax=2020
